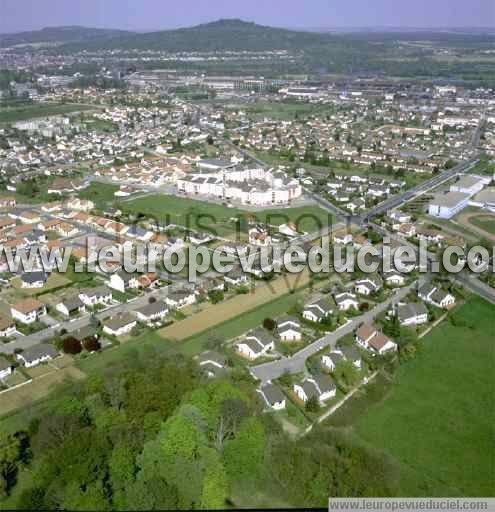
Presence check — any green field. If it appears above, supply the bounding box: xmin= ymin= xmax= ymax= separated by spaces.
xmin=0 ymin=103 xmax=97 ymax=123
xmin=78 ymin=181 xmax=120 ymax=208
xmin=469 ymin=215 xmax=495 ymax=236
xmin=122 ymin=194 xmax=332 ymax=237
xmin=330 ymin=297 xmax=494 ymax=496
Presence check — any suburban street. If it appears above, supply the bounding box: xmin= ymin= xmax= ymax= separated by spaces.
xmin=250 ymin=282 xmax=416 ymax=383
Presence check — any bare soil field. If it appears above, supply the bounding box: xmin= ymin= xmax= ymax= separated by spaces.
xmin=159 ymin=269 xmax=311 ymax=341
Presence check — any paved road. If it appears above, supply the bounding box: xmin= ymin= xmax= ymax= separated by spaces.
xmin=361 ymin=157 xmax=479 ymax=220
xmin=453 ymin=272 xmax=495 ymax=305
xmin=251 ymin=282 xmax=416 ymax=383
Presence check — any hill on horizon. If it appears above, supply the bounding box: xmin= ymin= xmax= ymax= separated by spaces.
xmin=57 ymin=19 xmax=340 ymax=53
xmin=0 ymin=25 xmax=134 ymax=48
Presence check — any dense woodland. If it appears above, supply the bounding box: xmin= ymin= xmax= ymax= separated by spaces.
xmin=0 ymin=348 xmax=399 ymax=510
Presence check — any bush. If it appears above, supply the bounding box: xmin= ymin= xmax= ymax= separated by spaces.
xmin=263 ymin=318 xmax=276 ymax=331
xmin=305 ymin=396 xmax=320 ymax=413
xmin=83 ymin=337 xmax=101 ymax=352
xmin=62 ymin=337 xmax=82 ymax=355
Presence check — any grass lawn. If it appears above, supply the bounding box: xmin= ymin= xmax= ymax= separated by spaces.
xmin=330 ymin=297 xmax=494 ymax=496
xmin=469 ymin=215 xmax=495 ymax=236
xmin=77 ymin=329 xmax=172 ymax=375
xmin=78 ymin=182 xmax=120 ymax=208
xmin=0 ymin=365 xmax=85 ymax=417
xmin=0 ymin=103 xmax=97 ymax=123
xmin=122 ymin=193 xmax=332 ymax=238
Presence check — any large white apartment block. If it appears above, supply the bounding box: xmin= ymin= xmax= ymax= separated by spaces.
xmin=177 ymin=166 xmax=302 ymax=206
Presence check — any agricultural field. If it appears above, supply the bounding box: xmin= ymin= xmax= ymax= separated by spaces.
xmin=0 ymin=103 xmax=97 ymax=123
xmin=328 ymin=297 xmax=495 ymax=496
xmin=159 ymin=268 xmax=312 ymax=344
xmin=171 ymin=283 xmax=313 ymax=357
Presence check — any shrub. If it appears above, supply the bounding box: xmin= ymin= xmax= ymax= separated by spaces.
xmin=62 ymin=337 xmax=82 ymax=355
xmin=83 ymin=337 xmax=101 ymax=352
xmin=263 ymin=318 xmax=276 ymax=331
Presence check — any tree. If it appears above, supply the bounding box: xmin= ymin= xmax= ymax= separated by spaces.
xmin=201 ymin=449 xmax=228 ymax=509
xmin=223 ymin=417 xmax=265 ymax=483
xmin=263 ymin=318 xmax=276 ymax=331
xmin=83 ymin=337 xmax=101 ymax=352
xmin=305 ymin=396 xmax=320 ymax=413
xmin=215 ymin=398 xmax=248 ymax=451
xmin=0 ymin=431 xmax=21 ymax=499
xmin=208 ymin=289 xmax=224 ymax=304
xmin=62 ymin=337 xmax=82 ymax=355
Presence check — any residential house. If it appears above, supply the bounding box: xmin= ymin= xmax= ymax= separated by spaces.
xmin=11 ymin=298 xmax=46 ymax=324
xmin=20 ymin=271 xmax=48 ymax=289
xmin=354 ymin=276 xmax=382 ymax=296
xmin=224 ymin=266 xmax=249 ymax=286
xmin=109 ymin=270 xmax=140 ymax=293
xmin=198 ymin=350 xmax=227 ymax=378
xmin=16 ymin=343 xmax=59 ymax=368
xmin=294 ymin=374 xmax=336 ymax=404
xmin=0 ymin=357 xmax=12 ymax=379
xmin=102 ymin=314 xmax=137 ymax=337
xmin=355 ymin=324 xmax=397 ymax=355
xmin=165 ymin=289 xmax=197 ymax=309
xmin=334 ymin=292 xmax=359 ymax=312
xmin=277 ymin=315 xmax=302 ymax=342
xmin=340 ymin=345 xmax=362 ymax=369
xmin=56 ymin=296 xmax=86 ymax=317
xmin=0 ymin=317 xmax=15 ymax=338
xmin=396 ymin=302 xmax=428 ymax=326
xmin=303 ymin=298 xmax=334 ymax=323
xmin=78 ymin=286 xmax=113 ymax=307
xmin=257 ymin=383 xmax=286 ymax=410
xmin=418 ymin=283 xmax=456 ymax=309
xmin=237 ymin=328 xmax=275 ymax=360
xmin=134 ymin=301 xmax=169 ymax=324
xmin=382 ymin=269 xmax=405 ymax=287
xmin=321 ymin=350 xmax=345 ymax=372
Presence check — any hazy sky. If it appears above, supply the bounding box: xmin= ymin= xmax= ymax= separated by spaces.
xmin=1 ymin=0 xmax=494 ymax=33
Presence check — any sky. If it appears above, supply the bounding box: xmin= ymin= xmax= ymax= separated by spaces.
xmin=0 ymin=0 xmax=494 ymax=33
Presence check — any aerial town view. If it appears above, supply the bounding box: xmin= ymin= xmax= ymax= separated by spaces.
xmin=0 ymin=0 xmax=493 ymax=510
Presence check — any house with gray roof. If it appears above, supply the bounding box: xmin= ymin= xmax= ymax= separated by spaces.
xmin=257 ymin=383 xmax=286 ymax=410
xmin=102 ymin=313 xmax=137 ymax=337
xmin=418 ymin=283 xmax=455 ymax=309
xmin=56 ymin=295 xmax=85 ymax=317
xmin=397 ymin=302 xmax=428 ymax=326
xmin=277 ymin=315 xmax=301 ymax=342
xmin=198 ymin=350 xmax=227 ymax=378
xmin=237 ymin=328 xmax=275 ymax=360
xmin=135 ymin=301 xmax=169 ymax=323
xmin=0 ymin=356 xmax=12 ymax=379
xmin=294 ymin=374 xmax=336 ymax=404
xmin=16 ymin=343 xmax=59 ymax=368
xmin=302 ymin=298 xmax=334 ymax=323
